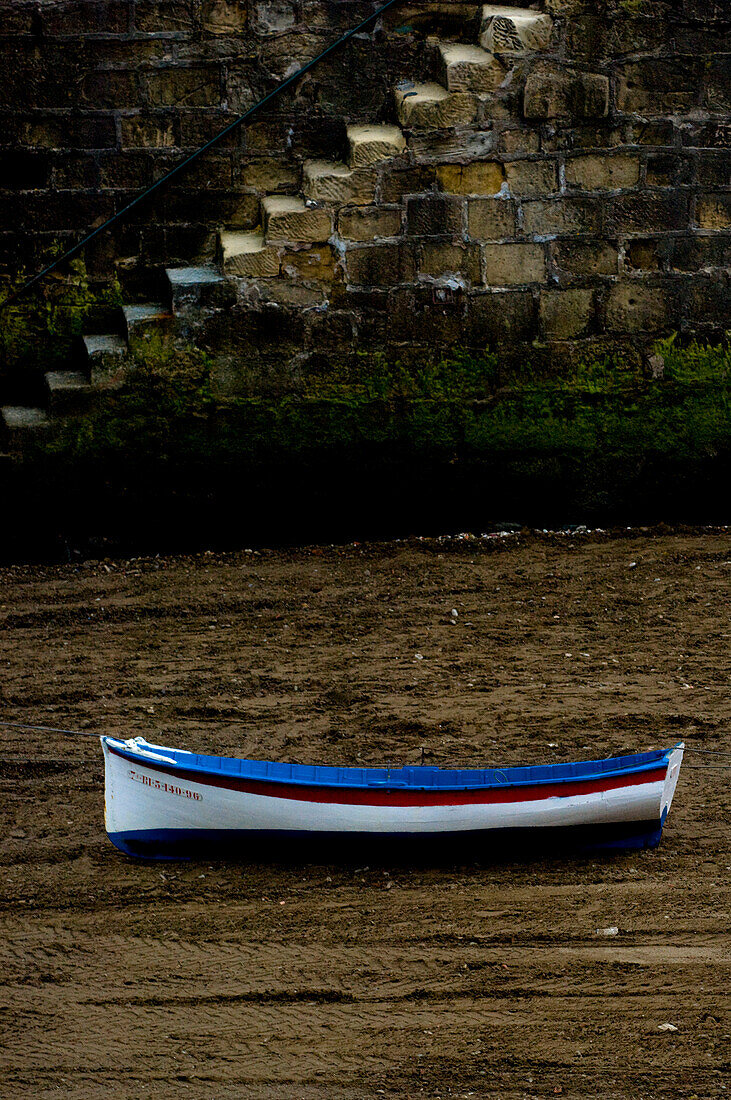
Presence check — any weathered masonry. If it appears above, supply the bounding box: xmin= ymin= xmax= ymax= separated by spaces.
xmin=0 ymin=0 xmax=729 ymax=432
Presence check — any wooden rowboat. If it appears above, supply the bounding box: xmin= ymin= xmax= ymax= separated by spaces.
xmin=101 ymin=736 xmax=684 ymax=860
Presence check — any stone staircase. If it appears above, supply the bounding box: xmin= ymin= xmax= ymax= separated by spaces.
xmin=1 ymin=3 xmax=555 ymax=448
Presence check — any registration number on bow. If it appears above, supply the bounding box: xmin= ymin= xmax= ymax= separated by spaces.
xmin=129 ymin=768 xmax=202 ymax=800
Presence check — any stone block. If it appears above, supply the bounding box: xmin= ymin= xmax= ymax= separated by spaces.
xmin=202 ymin=0 xmax=247 ymax=34
xmin=379 ymin=165 xmax=437 ymax=203
xmin=437 ymin=43 xmax=507 ymax=95
xmin=42 ymin=1 xmax=130 ymax=35
xmin=681 ymin=123 xmax=731 ymax=150
xmin=645 ymin=154 xmax=682 ymax=188
xmin=540 ymin=288 xmax=594 ymax=338
xmin=219 ymin=229 xmax=280 ymax=277
xmin=176 ymin=110 xmax=240 ymax=149
xmin=467 ymin=197 xmax=516 ymax=240
xmin=604 ymin=193 xmax=689 ymax=234
xmin=697 ymin=152 xmax=731 ymax=187
xmin=553 ymin=240 xmax=618 ymax=277
xmin=52 ymin=152 xmax=99 ymax=189
xmin=385 ymin=287 xmax=466 ymax=349
xmin=498 ymin=129 xmax=540 ymax=154
xmin=305 ymin=311 xmax=355 ymax=352
xmin=303 ymin=160 xmax=376 ymax=206
xmin=624 ymin=239 xmax=666 ymax=272
xmin=99 ymin=152 xmax=153 ymax=189
xmin=406 ymin=195 xmax=464 ymax=236
xmin=347 ymin=125 xmax=406 ymax=168
xmin=1 ymin=407 xmax=48 ymax=442
xmin=524 ymin=69 xmax=609 ymax=120
xmin=696 ymin=194 xmax=731 ymax=230
xmin=616 ymin=60 xmax=703 ymax=115
xmin=682 ymin=278 xmax=731 ymax=330
xmin=395 ymin=83 xmax=477 ymax=129
xmin=419 ymin=240 xmax=481 ymax=283
xmin=167 ymin=152 xmax=232 ymax=191
xmin=80 ymin=334 xmax=128 ymax=389
xmin=465 ymin=290 xmax=537 ymax=347
xmin=544 ymin=123 xmax=622 ymax=153
xmin=668 ymin=237 xmax=731 ymax=273
xmin=626 ymin=121 xmax=676 ymax=147
xmin=345 ymin=243 xmax=416 ymax=286
xmin=4 ymin=4 xmax=38 ymax=33
xmin=166 ymin=265 xmax=232 ymax=311
xmin=144 ymin=66 xmax=221 ymax=108
xmin=281 ymin=246 xmax=338 ymax=284
xmin=483 ymin=242 xmax=545 ymax=285
xmin=121 ymin=115 xmax=177 ymax=148
xmin=565 ymin=154 xmax=640 ymax=191
xmin=253 ymin=0 xmax=296 ymax=34
xmin=81 ymin=69 xmax=140 ymax=109
xmin=135 ymin=0 xmax=196 ymax=32
xmin=121 ymin=303 xmax=173 ymax=343
xmin=45 ymin=371 xmax=94 ymax=417
xmin=562 ymin=13 xmax=611 ymax=61
xmin=262 ymin=196 xmax=332 ymax=243
xmin=408 ymin=129 xmax=494 ymax=162
xmin=606 ymin=284 xmax=670 ymax=333
xmin=239 ymin=158 xmax=300 ymax=192
xmin=436 ymin=161 xmax=505 ymax=196
xmin=338 ymin=207 xmax=402 ymax=241
xmin=505 ymin=160 xmax=557 ymax=197
xmin=521 ymin=198 xmax=599 ymax=237
xmin=479 ymin=6 xmax=553 ymax=54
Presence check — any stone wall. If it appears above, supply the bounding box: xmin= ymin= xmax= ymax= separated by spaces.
xmin=1 ymin=0 xmax=729 ymax=382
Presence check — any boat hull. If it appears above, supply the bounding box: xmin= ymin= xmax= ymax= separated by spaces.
xmin=102 ymin=738 xmax=684 ymax=861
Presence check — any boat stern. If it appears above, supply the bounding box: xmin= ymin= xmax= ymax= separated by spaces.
xmin=661 ymin=742 xmax=684 ymax=825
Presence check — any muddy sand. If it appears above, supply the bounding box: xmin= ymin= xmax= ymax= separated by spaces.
xmin=0 ymin=530 xmax=729 ymax=1098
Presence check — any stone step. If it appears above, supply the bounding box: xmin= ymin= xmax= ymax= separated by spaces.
xmin=219 ymin=229 xmax=280 ymax=278
xmin=479 ymin=5 xmax=553 ymax=54
xmin=261 ymin=195 xmax=332 ymax=243
xmin=1 ymin=406 xmax=49 ymax=440
xmin=121 ymin=303 xmax=173 ymax=342
xmin=44 ymin=371 xmax=95 ymax=417
xmin=395 ymin=82 xmax=477 ymax=129
xmin=437 ymin=42 xmax=507 ymax=94
xmin=303 ymin=160 xmax=377 ymax=206
xmin=347 ymin=124 xmax=406 ymax=169
xmin=80 ymin=334 xmax=128 ymax=389
xmin=166 ymin=265 xmax=232 ymax=311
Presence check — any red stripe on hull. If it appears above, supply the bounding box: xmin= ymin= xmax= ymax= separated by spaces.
xmin=108 ymin=747 xmax=666 ymax=807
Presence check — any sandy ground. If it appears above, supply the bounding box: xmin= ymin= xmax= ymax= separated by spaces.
xmin=0 ymin=530 xmax=729 ymax=1099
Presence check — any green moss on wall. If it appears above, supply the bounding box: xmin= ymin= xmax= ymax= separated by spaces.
xmin=20 ymin=337 xmax=728 ymax=532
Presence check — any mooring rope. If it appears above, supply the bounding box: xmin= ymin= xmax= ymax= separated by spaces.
xmin=0 ymin=720 xmax=100 ymax=738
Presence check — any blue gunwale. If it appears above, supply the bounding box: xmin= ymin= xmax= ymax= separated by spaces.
xmin=103 ymin=738 xmax=678 ymax=793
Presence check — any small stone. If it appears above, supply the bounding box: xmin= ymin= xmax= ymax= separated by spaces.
xmin=596 ymin=926 xmax=619 ymax=936
xmin=646 ymin=353 xmax=665 ymax=379
xmin=657 ymin=1023 xmax=679 ymax=1032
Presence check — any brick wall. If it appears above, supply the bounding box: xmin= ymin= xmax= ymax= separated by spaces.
xmin=1 ymin=0 xmax=729 ymax=374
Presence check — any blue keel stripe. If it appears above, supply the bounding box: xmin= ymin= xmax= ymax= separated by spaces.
xmin=108 ymin=820 xmax=666 ymax=861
